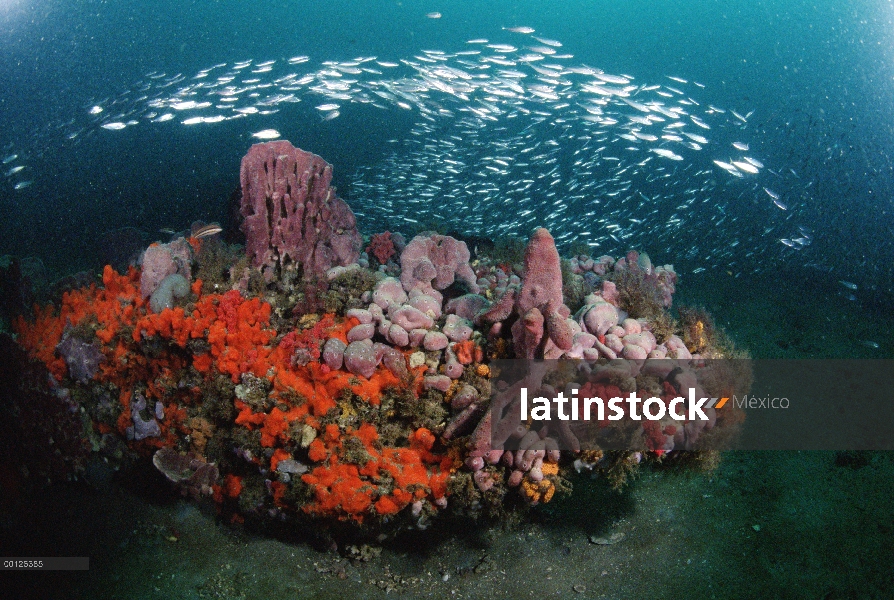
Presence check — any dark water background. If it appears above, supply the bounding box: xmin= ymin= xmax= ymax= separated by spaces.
xmin=1 ymin=0 xmax=893 ymax=299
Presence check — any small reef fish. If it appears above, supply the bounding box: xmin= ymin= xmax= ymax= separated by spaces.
xmin=838 ymin=280 xmax=858 ymax=291
xmin=504 ymin=26 xmax=535 ymax=34
xmin=426 ymin=12 xmax=441 ymax=19
xmin=251 ymin=129 xmax=280 ymax=139
xmin=192 ymin=223 xmax=223 ymax=238
xmin=14 ymin=181 xmax=32 ymax=190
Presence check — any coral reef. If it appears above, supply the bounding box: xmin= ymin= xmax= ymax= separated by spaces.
xmin=6 ymin=141 xmax=749 ymax=539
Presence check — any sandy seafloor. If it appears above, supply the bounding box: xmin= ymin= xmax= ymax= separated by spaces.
xmin=1 ymin=268 xmax=892 ymax=600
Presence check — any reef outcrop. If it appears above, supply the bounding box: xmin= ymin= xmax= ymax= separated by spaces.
xmin=6 ymin=141 xmax=749 ymax=539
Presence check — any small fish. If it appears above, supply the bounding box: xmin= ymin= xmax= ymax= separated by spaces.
xmin=88 ymin=105 xmax=104 ymax=115
xmin=192 ymin=223 xmax=223 ymax=238
xmin=5 ymin=166 xmax=25 ymax=176
xmin=763 ymin=187 xmax=779 ymax=200
xmin=860 ymin=340 xmax=880 ymax=349
xmin=651 ymin=148 xmax=683 ymax=160
xmin=426 ymin=12 xmax=441 ymax=19
xmin=772 ymin=198 xmax=787 ymax=210
xmin=731 ymin=160 xmax=759 ymax=174
xmin=504 ymin=26 xmax=535 ymax=34
xmin=101 ymin=122 xmax=127 ymax=130
xmin=2 ymin=154 xmax=18 ymax=164
xmin=597 ymin=73 xmax=630 ymax=85
xmin=732 ymin=141 xmax=749 ymax=151
xmin=532 ymin=36 xmax=562 ymax=47
xmin=690 ymin=115 xmax=711 ymax=129
xmin=743 ymin=156 xmax=764 ymax=168
xmin=321 ymin=110 xmax=340 ymax=121
xmin=14 ymin=180 xmax=32 ymax=190
xmin=713 ymin=159 xmax=738 ymax=172
xmin=838 ymin=280 xmax=858 ymax=291
xmin=315 ymin=103 xmax=340 ymax=111
xmin=692 ymin=267 xmax=706 ymax=274
xmin=251 ymin=129 xmax=280 ymax=139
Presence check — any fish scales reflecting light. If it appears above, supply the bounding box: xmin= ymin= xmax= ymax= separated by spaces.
xmin=8 ymin=28 xmax=812 ymax=281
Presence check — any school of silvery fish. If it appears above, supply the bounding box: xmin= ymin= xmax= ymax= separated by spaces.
xmin=5 ymin=26 xmax=814 ymax=277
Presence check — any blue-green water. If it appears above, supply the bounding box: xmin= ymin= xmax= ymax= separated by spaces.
xmin=2 ymin=0 xmax=893 ymax=306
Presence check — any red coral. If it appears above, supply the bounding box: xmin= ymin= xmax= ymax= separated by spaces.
xmin=366 ymin=232 xmax=396 ymax=265
xmin=14 ymin=263 xmax=453 ymax=524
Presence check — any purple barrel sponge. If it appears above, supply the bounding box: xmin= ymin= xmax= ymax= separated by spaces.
xmin=239 ymin=141 xmax=362 ymax=282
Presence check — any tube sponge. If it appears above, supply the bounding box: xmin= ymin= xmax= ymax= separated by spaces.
xmin=150 ymin=274 xmax=189 ymax=313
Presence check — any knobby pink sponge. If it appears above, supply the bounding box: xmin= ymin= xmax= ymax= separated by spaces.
xmin=239 ymin=141 xmax=361 ymax=282
xmin=399 ymin=233 xmax=480 ymax=296
xmin=510 ymin=228 xmax=573 ymax=358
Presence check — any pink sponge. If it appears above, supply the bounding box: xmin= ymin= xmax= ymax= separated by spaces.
xmin=399 ymin=233 xmax=480 ymax=295
xmin=139 ymin=237 xmax=192 ymax=298
xmin=239 ymin=141 xmax=361 ymax=282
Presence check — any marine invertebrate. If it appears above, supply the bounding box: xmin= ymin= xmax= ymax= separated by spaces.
xmin=149 ymin=273 xmax=190 ymax=313
xmin=478 ymin=227 xmax=574 ymax=359
xmin=239 ymin=141 xmax=361 ymax=282
xmin=677 ymin=305 xmax=715 ymax=354
xmin=56 ymin=329 xmax=105 ymax=384
xmin=366 ymin=231 xmax=396 ymax=265
xmin=140 ymin=237 xmax=193 ymax=298
xmin=6 ymin=144 xmax=749 ymax=539
xmin=399 ymin=233 xmax=480 ymax=296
